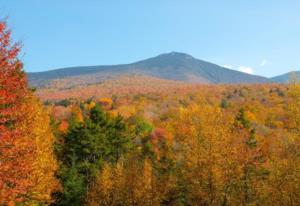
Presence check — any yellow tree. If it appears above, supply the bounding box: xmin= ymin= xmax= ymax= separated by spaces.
xmin=266 ymin=83 xmax=300 ymax=206
xmin=86 ymin=164 xmax=115 ymax=206
xmin=19 ymin=96 xmax=59 ymax=204
xmin=86 ymin=157 xmax=161 ymax=206
xmin=170 ymin=103 xmax=234 ymax=205
xmin=133 ymin=158 xmax=158 ymax=206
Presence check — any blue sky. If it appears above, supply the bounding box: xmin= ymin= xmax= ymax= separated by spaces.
xmin=1 ymin=0 xmax=300 ymax=77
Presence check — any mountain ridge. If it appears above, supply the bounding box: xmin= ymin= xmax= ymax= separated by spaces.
xmin=27 ymin=52 xmax=271 ymax=88
xmin=271 ymin=71 xmax=300 ymax=83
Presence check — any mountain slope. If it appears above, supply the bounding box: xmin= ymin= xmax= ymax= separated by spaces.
xmin=271 ymin=71 xmax=300 ymax=83
xmin=28 ymin=52 xmax=270 ymax=88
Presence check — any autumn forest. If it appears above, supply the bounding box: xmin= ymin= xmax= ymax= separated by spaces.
xmin=1 ymin=18 xmax=300 ymax=206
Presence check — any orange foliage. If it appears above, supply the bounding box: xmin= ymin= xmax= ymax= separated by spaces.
xmin=150 ymin=127 xmax=172 ymax=143
xmin=0 ymin=21 xmax=58 ymax=204
xmin=0 ymin=21 xmax=31 ymax=204
xmin=59 ymin=120 xmax=69 ymax=133
xmin=99 ymin=97 xmax=113 ymax=110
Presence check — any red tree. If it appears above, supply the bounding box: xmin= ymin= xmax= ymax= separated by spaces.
xmin=0 ymin=21 xmax=33 ymax=204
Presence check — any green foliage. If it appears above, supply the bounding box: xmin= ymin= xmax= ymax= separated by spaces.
xmin=57 ymin=162 xmax=86 ymax=206
xmin=235 ymin=108 xmax=251 ymax=129
xmin=89 ymin=104 xmax=107 ymax=126
xmin=131 ymin=116 xmax=153 ymax=136
xmin=55 ymin=99 xmax=71 ymax=107
xmin=129 ymin=116 xmax=155 ymax=159
xmin=105 ymin=114 xmax=133 ymax=163
xmin=220 ymin=98 xmax=229 ymax=108
xmin=55 ymin=103 xmax=133 ymax=205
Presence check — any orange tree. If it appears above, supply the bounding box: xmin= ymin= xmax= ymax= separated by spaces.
xmin=0 ymin=21 xmax=58 ymax=205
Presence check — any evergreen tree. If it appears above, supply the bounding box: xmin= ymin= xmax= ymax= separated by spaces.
xmin=56 ymin=103 xmax=133 ymax=205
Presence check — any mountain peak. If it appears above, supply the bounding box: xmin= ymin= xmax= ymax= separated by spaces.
xmin=158 ymin=51 xmax=194 ymax=59
xmin=134 ymin=51 xmax=196 ymax=68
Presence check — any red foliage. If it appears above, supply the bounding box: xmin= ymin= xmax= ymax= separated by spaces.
xmin=0 ymin=21 xmax=32 ymax=203
xmin=59 ymin=120 xmax=69 ymax=133
xmin=151 ymin=127 xmax=172 ymax=143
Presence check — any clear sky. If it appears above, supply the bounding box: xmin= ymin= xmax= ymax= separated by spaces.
xmin=1 ymin=0 xmax=300 ymax=77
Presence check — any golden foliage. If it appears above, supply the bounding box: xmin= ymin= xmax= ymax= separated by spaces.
xmin=99 ymin=98 xmax=113 ymax=110
xmin=19 ymin=96 xmax=60 ymax=204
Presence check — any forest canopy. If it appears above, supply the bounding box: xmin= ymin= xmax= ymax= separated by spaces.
xmin=0 ymin=21 xmax=300 ymax=206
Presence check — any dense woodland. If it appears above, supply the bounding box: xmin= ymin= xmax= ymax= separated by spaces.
xmin=1 ymin=21 xmax=300 ymax=206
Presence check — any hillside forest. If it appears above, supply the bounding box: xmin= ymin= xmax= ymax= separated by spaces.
xmin=1 ymin=21 xmax=300 ymax=206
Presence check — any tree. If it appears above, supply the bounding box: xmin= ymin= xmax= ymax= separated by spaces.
xmin=87 ymin=157 xmax=161 ymax=206
xmin=86 ymin=163 xmax=115 ymax=206
xmin=21 ymin=96 xmax=59 ymax=204
xmin=0 ymin=20 xmax=28 ymax=203
xmin=170 ymin=104 xmax=234 ymax=205
xmin=232 ymin=108 xmax=269 ymax=206
xmin=0 ymin=21 xmax=58 ymax=205
xmin=57 ymin=103 xmax=133 ymax=205
xmin=266 ymin=83 xmax=300 ymax=206
xmin=57 ymin=159 xmax=86 ymax=206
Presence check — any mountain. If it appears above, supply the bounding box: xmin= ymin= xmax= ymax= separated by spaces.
xmin=271 ymin=71 xmax=300 ymax=83
xmin=28 ymin=52 xmax=270 ymax=88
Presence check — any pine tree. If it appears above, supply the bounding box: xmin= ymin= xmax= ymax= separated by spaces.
xmin=57 ymin=103 xmax=133 ymax=205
